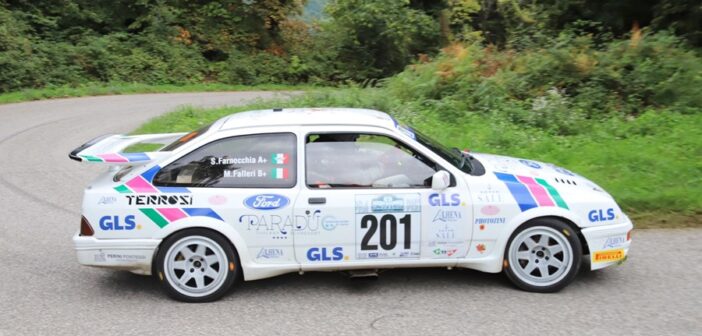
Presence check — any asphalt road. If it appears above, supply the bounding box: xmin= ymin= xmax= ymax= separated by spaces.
xmin=0 ymin=92 xmax=700 ymax=336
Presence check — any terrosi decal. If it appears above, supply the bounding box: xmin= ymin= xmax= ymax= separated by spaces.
xmin=244 ymin=194 xmax=290 ymax=210
xmin=125 ymin=195 xmax=193 ymax=206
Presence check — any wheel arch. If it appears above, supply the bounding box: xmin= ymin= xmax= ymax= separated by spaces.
xmin=511 ymin=215 xmax=590 ymax=256
xmin=151 ymin=222 xmax=248 ymax=279
xmin=498 ymin=210 xmax=590 ymax=261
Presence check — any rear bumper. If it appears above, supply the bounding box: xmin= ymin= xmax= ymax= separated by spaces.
xmin=581 ymin=220 xmax=633 ymax=270
xmin=73 ymin=232 xmax=161 ymax=275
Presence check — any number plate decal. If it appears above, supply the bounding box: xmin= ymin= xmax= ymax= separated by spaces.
xmin=355 ymin=194 xmax=421 ymax=259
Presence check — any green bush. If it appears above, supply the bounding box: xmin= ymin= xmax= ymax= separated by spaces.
xmin=381 ymin=32 xmax=702 ymax=135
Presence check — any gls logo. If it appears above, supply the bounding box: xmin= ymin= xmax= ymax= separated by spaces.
xmin=99 ymin=215 xmax=137 ymax=230
xmin=428 ymin=193 xmax=461 ymax=207
xmin=306 ymin=247 xmax=344 ymax=261
xmin=588 ymin=208 xmax=615 ymax=222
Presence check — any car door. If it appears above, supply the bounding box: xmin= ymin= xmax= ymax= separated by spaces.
xmin=152 ymin=131 xmax=300 ymax=265
xmin=293 ymin=128 xmax=472 ymax=267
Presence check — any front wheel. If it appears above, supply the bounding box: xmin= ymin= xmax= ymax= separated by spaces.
xmin=155 ymin=229 xmax=240 ymax=302
xmin=504 ymin=219 xmax=582 ymax=292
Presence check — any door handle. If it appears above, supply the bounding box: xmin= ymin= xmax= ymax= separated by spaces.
xmin=308 ymin=197 xmax=326 ymax=205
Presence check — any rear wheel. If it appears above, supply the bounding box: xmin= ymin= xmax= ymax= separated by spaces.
xmin=156 ymin=229 xmax=239 ymax=302
xmin=504 ymin=219 xmax=581 ymax=292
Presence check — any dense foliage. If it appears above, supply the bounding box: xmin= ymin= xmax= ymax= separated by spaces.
xmin=2 ymin=0 xmax=701 ymax=91
xmin=386 ymin=32 xmax=702 ymax=135
xmin=0 ymin=0 xmax=308 ymax=92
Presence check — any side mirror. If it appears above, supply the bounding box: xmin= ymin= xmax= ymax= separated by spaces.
xmin=431 ymin=170 xmax=451 ymax=190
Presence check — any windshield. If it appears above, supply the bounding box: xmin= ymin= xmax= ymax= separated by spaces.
xmin=410 ymin=127 xmax=473 ymax=174
xmin=160 ymin=124 xmax=212 ymax=152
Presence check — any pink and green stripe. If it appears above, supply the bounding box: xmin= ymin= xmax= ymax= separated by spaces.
xmin=139 ymin=208 xmax=170 ymax=228
xmin=536 ymin=178 xmax=569 ymax=209
xmin=517 ymin=176 xmax=555 ymax=207
xmin=139 ymin=207 xmax=223 ymax=228
xmin=80 ymin=152 xmax=151 ymax=163
xmin=495 ymin=173 xmax=569 ymax=211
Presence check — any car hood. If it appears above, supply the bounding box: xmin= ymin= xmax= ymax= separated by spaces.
xmin=469 ymin=152 xmax=610 ymax=196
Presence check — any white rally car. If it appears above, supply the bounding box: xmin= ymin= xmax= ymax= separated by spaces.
xmin=70 ymin=108 xmax=632 ymax=302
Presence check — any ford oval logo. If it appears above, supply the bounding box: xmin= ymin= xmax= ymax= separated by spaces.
xmin=244 ymin=194 xmax=290 ymax=210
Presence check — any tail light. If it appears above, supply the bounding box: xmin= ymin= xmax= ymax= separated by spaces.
xmin=626 ymin=230 xmax=632 ymax=241
xmin=80 ymin=216 xmax=94 ymax=236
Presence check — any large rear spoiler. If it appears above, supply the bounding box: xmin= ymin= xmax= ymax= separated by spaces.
xmin=68 ymin=133 xmax=186 ymax=165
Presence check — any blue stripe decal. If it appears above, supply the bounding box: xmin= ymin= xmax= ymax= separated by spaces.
xmin=142 ymin=165 xmax=191 ymax=193
xmin=120 ymin=152 xmax=151 ymax=162
xmin=141 ymin=165 xmax=161 ymax=182
xmin=157 ymin=186 xmax=191 ymax=193
xmin=183 ymin=208 xmax=223 ymax=221
xmin=494 ymin=172 xmax=538 ymax=212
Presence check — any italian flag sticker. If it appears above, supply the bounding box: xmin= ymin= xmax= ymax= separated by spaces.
xmin=271 ymin=168 xmax=289 ymax=179
xmin=272 ymin=153 xmax=289 ymax=165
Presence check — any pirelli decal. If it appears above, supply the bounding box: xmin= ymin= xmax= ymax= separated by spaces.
xmin=593 ymin=249 xmax=625 ymax=263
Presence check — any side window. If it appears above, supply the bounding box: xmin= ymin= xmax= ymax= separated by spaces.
xmin=306 ymin=133 xmax=437 ymax=189
xmin=154 ymin=133 xmax=296 ymax=188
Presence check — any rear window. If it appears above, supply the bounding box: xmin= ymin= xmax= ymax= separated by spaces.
xmin=160 ymin=124 xmax=212 ymax=152
xmin=154 ymin=133 xmax=297 ymax=188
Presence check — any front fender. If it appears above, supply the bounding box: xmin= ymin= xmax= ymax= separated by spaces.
xmin=494 ymin=207 xmax=585 ymax=269
xmin=460 ymin=207 xmax=585 ymax=274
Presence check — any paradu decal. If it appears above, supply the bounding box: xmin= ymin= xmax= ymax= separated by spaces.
xmin=238 ymin=210 xmax=324 ymax=238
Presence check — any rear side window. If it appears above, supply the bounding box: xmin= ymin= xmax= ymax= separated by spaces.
xmin=160 ymin=124 xmax=212 ymax=152
xmin=154 ymin=133 xmax=296 ymax=188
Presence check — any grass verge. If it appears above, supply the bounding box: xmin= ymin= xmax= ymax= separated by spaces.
xmin=133 ymin=89 xmax=701 ymax=228
xmin=0 ymin=82 xmax=324 ymax=105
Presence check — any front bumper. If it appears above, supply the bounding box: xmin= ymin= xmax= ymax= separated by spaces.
xmin=581 ymin=220 xmax=633 ymax=270
xmin=73 ymin=232 xmax=161 ymax=275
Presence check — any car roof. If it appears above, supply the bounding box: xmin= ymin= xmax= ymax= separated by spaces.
xmin=215 ymin=108 xmax=397 ymax=131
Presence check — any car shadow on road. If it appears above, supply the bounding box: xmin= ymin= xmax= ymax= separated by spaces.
xmin=94 ymin=260 xmax=614 ymax=302
xmin=233 ymin=267 xmax=514 ymax=298
xmin=96 ymin=271 xmax=165 ymax=301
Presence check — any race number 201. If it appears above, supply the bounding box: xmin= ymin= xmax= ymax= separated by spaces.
xmin=355 ymin=194 xmax=421 ymax=259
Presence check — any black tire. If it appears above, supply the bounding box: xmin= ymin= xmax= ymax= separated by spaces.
xmin=503 ymin=218 xmax=582 ymax=293
xmin=155 ymin=228 xmax=240 ymax=302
